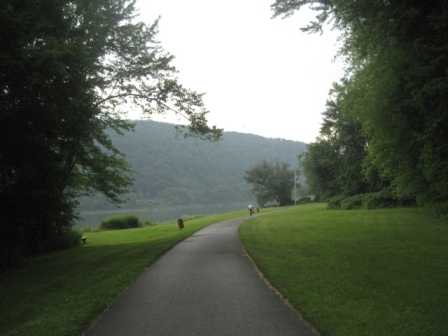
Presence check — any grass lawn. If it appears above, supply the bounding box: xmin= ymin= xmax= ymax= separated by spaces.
xmin=239 ymin=203 xmax=448 ymax=336
xmin=3 ymin=205 xmax=447 ymax=336
xmin=0 ymin=210 xmax=250 ymax=336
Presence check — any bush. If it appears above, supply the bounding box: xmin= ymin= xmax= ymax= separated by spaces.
xmin=98 ymin=215 xmax=142 ymax=230
xmin=365 ymin=190 xmax=398 ymax=209
xmin=53 ymin=230 xmax=82 ymax=250
xmin=424 ymin=202 xmax=448 ymax=218
xmin=0 ymin=247 xmax=24 ymax=270
xmin=341 ymin=194 xmax=365 ymax=210
xmin=397 ymin=194 xmax=417 ymax=207
xmin=328 ymin=191 xmax=416 ymax=211
xmin=327 ymin=196 xmax=346 ymax=210
xmin=0 ymin=229 xmax=82 ymax=270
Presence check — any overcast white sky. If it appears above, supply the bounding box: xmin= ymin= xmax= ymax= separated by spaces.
xmin=134 ymin=0 xmax=345 ymax=143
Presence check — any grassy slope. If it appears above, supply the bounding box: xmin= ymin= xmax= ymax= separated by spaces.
xmin=0 ymin=210 xmax=249 ymax=336
xmin=239 ymin=203 xmax=448 ymax=336
xmin=2 ymin=205 xmax=447 ymax=336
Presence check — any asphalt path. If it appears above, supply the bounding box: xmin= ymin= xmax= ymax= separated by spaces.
xmin=84 ymin=216 xmax=316 ymax=336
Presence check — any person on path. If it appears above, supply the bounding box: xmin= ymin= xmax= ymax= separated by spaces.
xmin=248 ymin=204 xmax=254 ymax=216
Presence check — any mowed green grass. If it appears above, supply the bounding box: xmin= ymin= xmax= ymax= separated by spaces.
xmin=0 ymin=210 xmax=249 ymax=336
xmin=239 ymin=203 xmax=448 ymax=336
xmin=3 ymin=205 xmax=447 ymax=336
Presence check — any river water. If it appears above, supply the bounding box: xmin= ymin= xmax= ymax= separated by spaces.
xmin=75 ymin=203 xmax=247 ymax=230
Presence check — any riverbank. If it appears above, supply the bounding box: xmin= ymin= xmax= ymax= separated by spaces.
xmin=75 ymin=203 xmax=247 ymax=229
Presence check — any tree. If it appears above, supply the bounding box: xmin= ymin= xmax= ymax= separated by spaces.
xmin=299 ymin=141 xmax=340 ymax=201
xmin=299 ymin=78 xmax=386 ymax=201
xmin=0 ymin=0 xmax=222 ymax=265
xmin=300 ymin=112 xmax=382 ymax=201
xmin=243 ymin=160 xmax=294 ymax=207
xmin=272 ymin=0 xmax=448 ymax=208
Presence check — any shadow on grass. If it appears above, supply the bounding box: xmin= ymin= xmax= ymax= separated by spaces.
xmin=0 ymin=234 xmax=187 ymax=336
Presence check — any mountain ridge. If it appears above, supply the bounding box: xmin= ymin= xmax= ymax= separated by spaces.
xmin=77 ymin=120 xmax=307 ymax=210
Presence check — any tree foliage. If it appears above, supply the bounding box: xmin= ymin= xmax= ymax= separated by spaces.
xmin=0 ymin=0 xmax=222 ymax=264
xmin=273 ymin=0 xmax=448 ymax=207
xmin=243 ymin=160 xmax=294 ymax=207
xmin=300 ymin=81 xmax=385 ymax=200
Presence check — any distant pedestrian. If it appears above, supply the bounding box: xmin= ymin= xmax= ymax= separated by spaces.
xmin=248 ymin=204 xmax=254 ymax=216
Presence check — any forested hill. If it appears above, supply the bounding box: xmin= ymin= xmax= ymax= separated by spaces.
xmin=78 ymin=120 xmax=307 ymax=210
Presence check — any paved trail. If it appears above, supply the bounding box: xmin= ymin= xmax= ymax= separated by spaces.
xmin=84 ymin=216 xmax=316 ymax=335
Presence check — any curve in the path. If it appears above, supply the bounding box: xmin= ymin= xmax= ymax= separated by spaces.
xmin=84 ymin=216 xmax=316 ymax=336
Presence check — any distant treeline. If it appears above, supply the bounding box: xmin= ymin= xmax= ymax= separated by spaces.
xmin=77 ymin=120 xmax=307 ymax=210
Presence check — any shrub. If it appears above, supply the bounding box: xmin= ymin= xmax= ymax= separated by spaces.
xmin=397 ymin=194 xmax=417 ymax=207
xmin=341 ymin=194 xmax=365 ymax=210
xmin=0 ymin=229 xmax=82 ymax=270
xmin=0 ymin=247 xmax=23 ymax=270
xmin=328 ymin=191 xmax=416 ymax=211
xmin=424 ymin=202 xmax=448 ymax=218
xmin=98 ymin=215 xmax=142 ymax=230
xmin=327 ymin=196 xmax=346 ymax=210
xmin=365 ymin=190 xmax=397 ymax=209
xmin=53 ymin=230 xmax=82 ymax=250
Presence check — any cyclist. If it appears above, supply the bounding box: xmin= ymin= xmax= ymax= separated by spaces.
xmin=248 ymin=204 xmax=254 ymax=216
